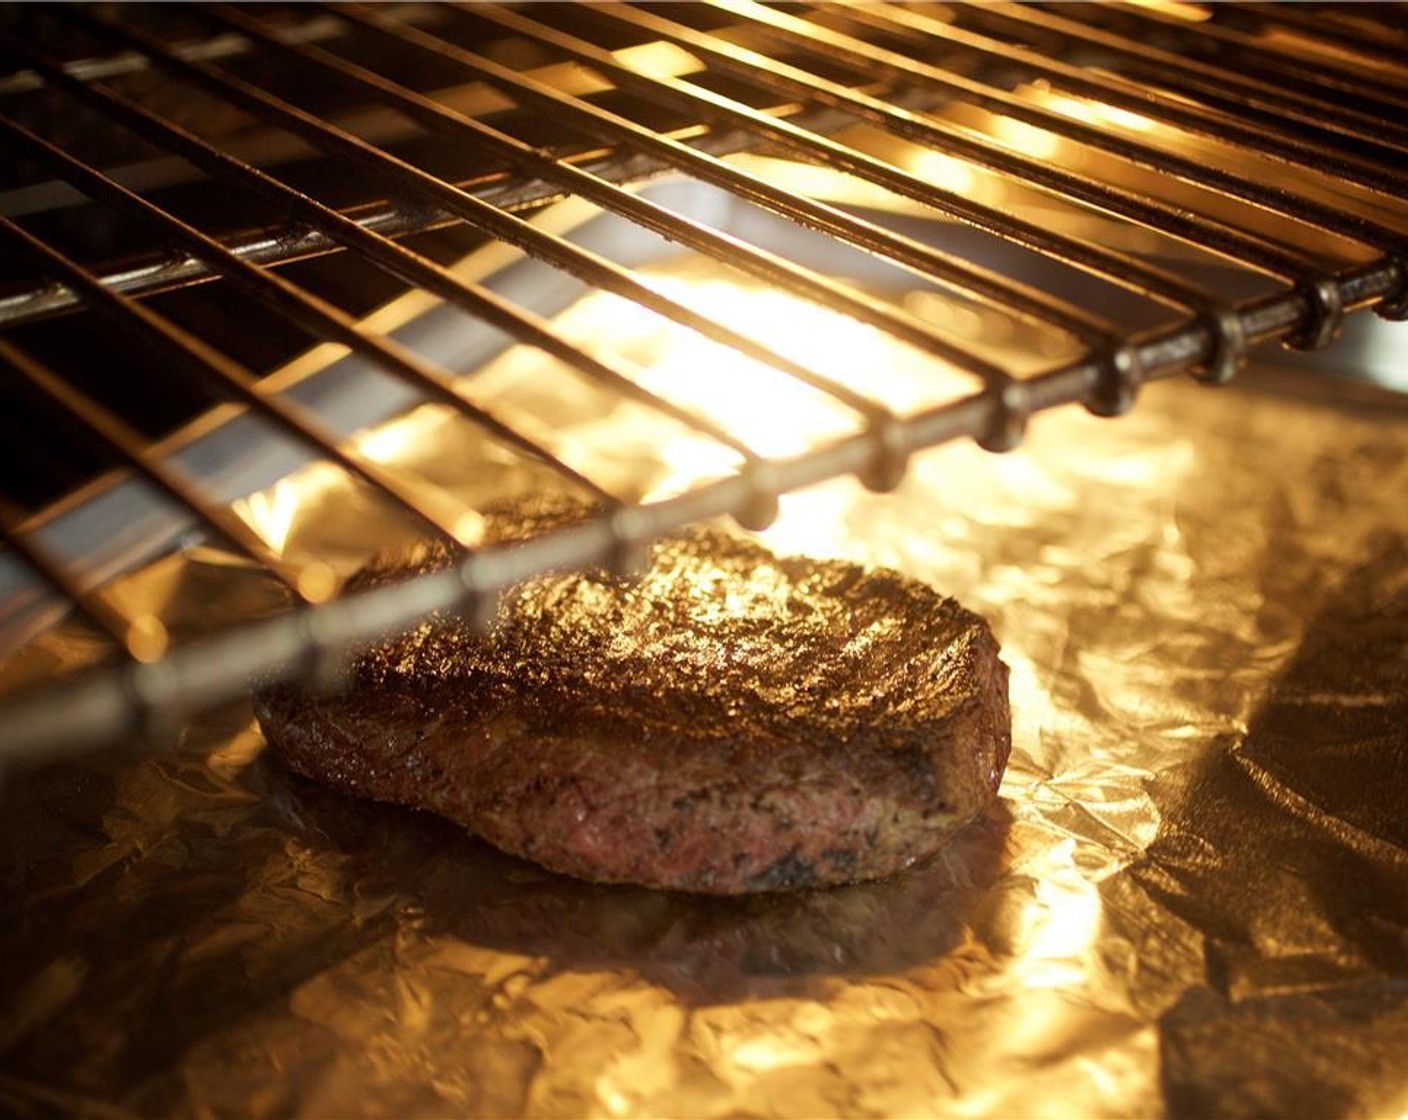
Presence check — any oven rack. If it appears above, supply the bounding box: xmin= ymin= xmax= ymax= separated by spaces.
xmin=1 ymin=1 xmax=1406 ymax=759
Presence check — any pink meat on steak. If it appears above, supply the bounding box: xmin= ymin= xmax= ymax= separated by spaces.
xmin=254 ymin=496 xmax=1011 ymax=894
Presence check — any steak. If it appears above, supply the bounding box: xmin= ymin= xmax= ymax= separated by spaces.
xmin=254 ymin=495 xmax=1011 ymax=894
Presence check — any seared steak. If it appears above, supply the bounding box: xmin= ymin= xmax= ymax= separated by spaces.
xmin=255 ymin=496 xmax=1011 ymax=894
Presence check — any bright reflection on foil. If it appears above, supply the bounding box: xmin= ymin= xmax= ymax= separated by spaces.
xmin=1011 ymin=838 xmax=1103 ymax=990
xmin=465 ymin=266 xmax=987 ymax=501
xmin=233 ymin=475 xmax=304 ymax=555
xmin=728 ymin=1028 xmax=821 ymax=1072
xmin=355 ymin=417 xmax=425 ymax=465
xmin=593 ymin=273 xmax=970 ymax=455
xmin=590 ymin=284 xmax=860 ymax=457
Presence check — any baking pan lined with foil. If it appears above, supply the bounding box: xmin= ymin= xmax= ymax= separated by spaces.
xmin=3 ymin=4 xmax=1408 ymax=1115
xmin=3 ymin=354 xmax=1407 ymax=1116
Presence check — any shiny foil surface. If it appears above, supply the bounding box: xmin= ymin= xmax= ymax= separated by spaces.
xmin=4 ymin=265 xmax=1408 ymax=1118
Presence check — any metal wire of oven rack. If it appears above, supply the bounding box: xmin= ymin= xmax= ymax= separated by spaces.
xmin=0 ymin=1 xmax=1405 ymax=760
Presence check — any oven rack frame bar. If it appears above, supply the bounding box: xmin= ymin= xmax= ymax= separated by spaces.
xmin=0 ymin=1 xmax=1406 ymax=759
xmin=0 ymin=68 xmax=875 ymax=326
xmin=0 ymin=2 xmax=958 ymax=326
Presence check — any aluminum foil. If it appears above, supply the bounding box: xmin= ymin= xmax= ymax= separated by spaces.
xmin=3 ymin=265 xmax=1408 ymax=1118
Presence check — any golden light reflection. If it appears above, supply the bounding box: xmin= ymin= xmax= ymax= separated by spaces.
xmin=233 ymin=463 xmax=377 ymax=580
xmin=355 ymin=419 xmax=425 ymax=465
xmin=906 ymin=148 xmax=977 ymax=195
xmin=326 ymin=210 xmax=1074 ymax=509
xmin=991 ymin=113 xmax=1061 ymax=160
xmin=295 ymin=562 xmax=338 ymax=603
xmin=1126 ymin=0 xmax=1210 ymax=20
xmin=752 ymin=485 xmax=861 ymax=559
xmin=125 ymin=614 xmax=169 ymax=663
xmin=612 ymin=40 xmax=703 ymax=81
xmin=622 ymin=315 xmax=855 ymax=459
xmin=234 ymin=476 xmax=303 ymax=556
xmin=452 ymin=510 xmax=488 ymax=548
xmin=1038 ymin=92 xmax=1159 ymax=136
xmin=530 ymin=270 xmax=983 ymax=501
xmin=1259 ymin=28 xmax=1403 ymax=76
xmin=1010 ymin=837 xmax=1104 ymax=990
xmin=729 ymin=154 xmax=905 ymax=212
xmin=729 ymin=1030 xmax=821 ymax=1072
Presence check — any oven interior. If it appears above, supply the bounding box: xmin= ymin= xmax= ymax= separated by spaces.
xmin=2 ymin=4 xmax=1408 ymax=1117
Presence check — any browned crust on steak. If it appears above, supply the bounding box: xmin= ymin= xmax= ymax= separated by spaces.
xmin=255 ymin=496 xmax=1011 ymax=894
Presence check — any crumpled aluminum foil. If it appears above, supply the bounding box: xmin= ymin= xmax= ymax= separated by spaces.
xmin=3 ymin=266 xmax=1408 ymax=1119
